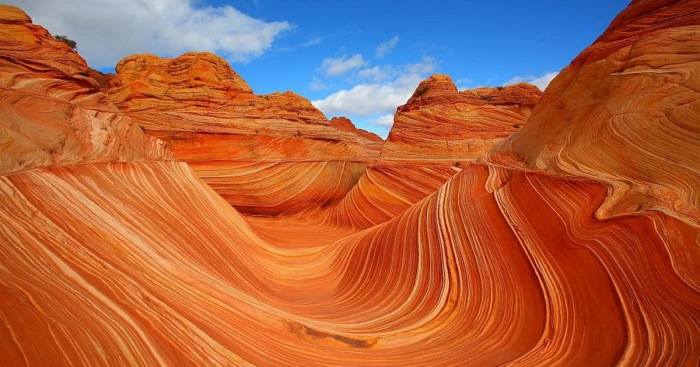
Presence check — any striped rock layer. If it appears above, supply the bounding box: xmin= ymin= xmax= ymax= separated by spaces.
xmin=481 ymin=0 xmax=700 ymax=227
xmin=331 ymin=74 xmax=542 ymax=228
xmin=381 ymin=74 xmax=541 ymax=163
xmin=1 ymin=1 xmax=700 ymax=367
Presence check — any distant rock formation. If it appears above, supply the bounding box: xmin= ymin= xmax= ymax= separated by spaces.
xmin=104 ymin=52 xmax=381 ymax=160
xmin=328 ymin=75 xmax=541 ymax=228
xmin=103 ymin=52 xmax=381 ymax=215
xmin=330 ymin=116 xmax=383 ymax=153
xmin=381 ymin=74 xmax=541 ymax=162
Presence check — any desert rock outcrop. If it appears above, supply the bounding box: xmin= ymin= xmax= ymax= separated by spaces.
xmin=0 ymin=5 xmax=170 ymax=175
xmin=381 ymin=74 xmax=541 ymax=162
xmin=327 ymin=75 xmax=541 ymax=228
xmin=482 ymin=0 xmax=700 ymax=227
xmin=102 ymin=52 xmax=380 ymax=215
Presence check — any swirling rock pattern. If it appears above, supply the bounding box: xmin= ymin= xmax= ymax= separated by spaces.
xmin=2 ymin=162 xmax=698 ymax=366
xmin=0 ymin=5 xmax=170 ymax=175
xmin=325 ymin=164 xmax=461 ymax=228
xmin=195 ymin=160 xmax=367 ymax=216
xmin=482 ymin=0 xmax=700 ymax=227
xmin=1 ymin=2 xmax=700 ymax=366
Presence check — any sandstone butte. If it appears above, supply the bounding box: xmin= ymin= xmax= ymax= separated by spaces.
xmin=1 ymin=0 xmax=699 ymax=366
xmin=381 ymin=74 xmax=541 ymax=162
xmin=101 ymin=52 xmax=381 ymax=216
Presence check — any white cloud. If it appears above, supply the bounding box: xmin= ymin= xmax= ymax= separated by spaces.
xmin=505 ymin=71 xmax=559 ymax=91
xmin=300 ymin=37 xmax=322 ymax=47
xmin=369 ymin=114 xmax=395 ymax=127
xmin=313 ymin=84 xmax=410 ymax=116
xmin=375 ymin=36 xmax=399 ymax=59
xmin=356 ymin=65 xmax=396 ymax=83
xmin=9 ymin=0 xmax=292 ymax=69
xmin=321 ymin=54 xmax=368 ymax=77
xmin=312 ymin=56 xmax=438 ymax=118
xmin=309 ymin=76 xmax=330 ymax=91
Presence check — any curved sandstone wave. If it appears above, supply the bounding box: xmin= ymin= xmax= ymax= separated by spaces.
xmin=482 ymin=0 xmax=700 ymax=226
xmin=1 ymin=2 xmax=699 ymax=366
xmin=195 ymin=160 xmax=367 ymax=216
xmin=325 ymin=164 xmax=461 ymax=228
xmin=2 ymin=162 xmax=698 ymax=366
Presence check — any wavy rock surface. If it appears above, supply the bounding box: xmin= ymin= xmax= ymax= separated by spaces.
xmin=325 ymin=164 xmax=461 ymax=228
xmin=103 ymin=53 xmax=380 ymax=215
xmin=1 ymin=2 xmax=700 ymax=366
xmin=482 ymin=0 xmax=700 ymax=226
xmin=381 ymin=74 xmax=541 ymax=162
xmin=328 ymin=76 xmax=541 ymax=227
xmin=0 ymin=6 xmax=170 ymax=175
xmin=3 ymin=162 xmax=698 ymax=366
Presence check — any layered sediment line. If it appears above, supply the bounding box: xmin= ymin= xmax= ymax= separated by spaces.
xmin=482 ymin=0 xmax=700 ymax=226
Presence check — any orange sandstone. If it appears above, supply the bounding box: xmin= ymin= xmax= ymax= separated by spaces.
xmin=0 ymin=1 xmax=699 ymax=366
xmin=0 ymin=5 xmax=169 ymax=175
xmin=104 ymin=52 xmax=380 ymax=215
xmin=381 ymin=74 xmax=541 ymax=162
xmin=482 ymin=0 xmax=700 ymax=227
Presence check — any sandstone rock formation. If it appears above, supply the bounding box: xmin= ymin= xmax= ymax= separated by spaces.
xmin=1 ymin=1 xmax=699 ymax=366
xmin=105 ymin=52 xmax=382 ymax=160
xmin=482 ymin=0 xmax=700 ymax=227
xmin=0 ymin=5 xmax=170 ymax=175
xmin=330 ymin=116 xmax=383 ymax=154
xmin=326 ymin=75 xmax=541 ymax=228
xmin=381 ymin=74 xmax=541 ymax=162
xmin=103 ymin=53 xmax=380 ymax=215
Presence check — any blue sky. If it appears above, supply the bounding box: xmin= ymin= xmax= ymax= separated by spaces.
xmin=12 ymin=0 xmax=631 ymax=137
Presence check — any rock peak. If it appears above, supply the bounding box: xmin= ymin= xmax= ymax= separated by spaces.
xmin=0 ymin=5 xmax=31 ymax=24
xmin=407 ymin=74 xmax=458 ymax=103
xmin=113 ymin=52 xmax=253 ymax=95
xmin=383 ymin=75 xmax=542 ymax=162
xmin=330 ymin=117 xmax=383 ymax=142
